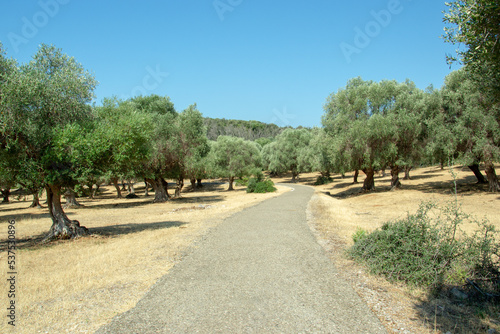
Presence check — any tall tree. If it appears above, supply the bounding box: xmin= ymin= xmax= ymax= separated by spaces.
xmin=443 ymin=0 xmax=500 ymax=102
xmin=0 ymin=44 xmax=97 ymax=240
xmin=438 ymin=70 xmax=500 ymax=191
xmin=323 ymin=78 xmax=426 ymax=191
xmin=95 ymin=98 xmax=153 ymax=198
xmin=171 ymin=104 xmax=210 ymax=197
xmin=262 ymin=128 xmax=312 ymax=182
xmin=130 ymin=95 xmax=178 ymax=202
xmin=210 ymin=136 xmax=261 ymax=190
xmin=297 ymin=128 xmax=335 ymax=178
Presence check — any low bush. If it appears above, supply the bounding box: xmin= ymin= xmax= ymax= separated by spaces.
xmin=314 ymin=175 xmax=333 ymax=185
xmin=348 ymin=201 xmax=499 ymax=291
xmin=247 ymin=178 xmax=276 ymax=193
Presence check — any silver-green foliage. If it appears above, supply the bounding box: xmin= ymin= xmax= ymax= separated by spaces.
xmin=349 ymin=201 xmax=499 ymax=290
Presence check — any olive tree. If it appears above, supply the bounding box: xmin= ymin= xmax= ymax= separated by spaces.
xmin=439 ymin=70 xmax=500 ymax=192
xmin=444 ymin=0 xmax=500 ymax=102
xmin=262 ymin=128 xmax=312 ymax=182
xmin=210 ymin=136 xmax=261 ymax=190
xmin=322 ymin=78 xmax=426 ymax=191
xmin=0 ymin=44 xmax=97 ymax=240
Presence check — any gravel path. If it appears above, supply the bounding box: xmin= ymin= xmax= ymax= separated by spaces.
xmin=96 ymin=184 xmax=386 ymax=333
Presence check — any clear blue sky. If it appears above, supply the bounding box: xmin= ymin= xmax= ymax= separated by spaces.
xmin=1 ymin=0 xmax=459 ymax=128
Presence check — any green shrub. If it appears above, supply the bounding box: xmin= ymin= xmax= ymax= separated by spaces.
xmin=352 ymin=228 xmax=368 ymax=244
xmin=235 ymin=176 xmax=250 ymax=187
xmin=314 ymin=175 xmax=333 ymax=185
xmin=247 ymin=178 xmax=276 ymax=193
xmin=348 ymin=202 xmax=499 ymax=290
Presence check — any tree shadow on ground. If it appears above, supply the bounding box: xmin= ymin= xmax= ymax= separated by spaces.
xmin=89 ymin=220 xmax=185 ymax=237
xmin=414 ymin=286 xmax=500 ymax=333
xmin=0 ymin=211 xmax=52 ymax=222
xmin=0 ymin=203 xmax=41 ymax=213
xmin=327 ymin=174 xmax=491 ymax=199
xmin=0 ymin=220 xmax=186 ymax=251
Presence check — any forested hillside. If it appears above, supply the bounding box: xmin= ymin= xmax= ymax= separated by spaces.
xmin=203 ymin=117 xmax=287 ymax=141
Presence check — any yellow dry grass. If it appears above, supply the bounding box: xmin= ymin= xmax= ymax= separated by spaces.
xmin=278 ymin=165 xmax=500 ymax=246
xmin=0 ymin=181 xmax=289 ymax=334
xmin=291 ymin=164 xmax=500 ymax=334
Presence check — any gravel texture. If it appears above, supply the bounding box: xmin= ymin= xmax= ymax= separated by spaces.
xmin=96 ymin=184 xmax=386 ymax=333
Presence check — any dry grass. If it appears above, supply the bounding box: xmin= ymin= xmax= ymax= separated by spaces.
xmin=297 ymin=165 xmax=500 ymax=334
xmin=0 ymin=181 xmax=289 ymax=334
xmin=1 ymin=165 xmax=498 ymax=333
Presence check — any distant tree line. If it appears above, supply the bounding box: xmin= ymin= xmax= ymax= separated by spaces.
xmin=203 ymin=117 xmax=285 ymax=141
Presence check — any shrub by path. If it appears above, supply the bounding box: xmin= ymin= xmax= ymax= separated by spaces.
xmin=97 ymin=184 xmax=386 ymax=333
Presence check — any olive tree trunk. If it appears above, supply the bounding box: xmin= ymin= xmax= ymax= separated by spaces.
xmin=144 ymin=179 xmax=150 ymax=196
xmin=63 ymin=187 xmax=82 ymax=209
xmin=44 ymin=184 xmax=89 ymax=241
xmin=362 ymin=167 xmax=375 ymax=191
xmin=390 ymin=165 xmax=401 ymax=190
xmin=197 ymin=179 xmax=203 ymax=188
xmin=146 ymin=177 xmax=170 ymax=202
xmin=468 ymin=164 xmax=487 ymax=184
xmin=227 ymin=176 xmax=235 ymax=191
xmin=174 ymin=177 xmax=184 ymax=198
xmin=29 ymin=190 xmax=42 ymax=208
xmin=403 ymin=166 xmax=412 ymax=180
xmin=485 ymin=162 xmax=500 ymax=192
xmin=112 ymin=178 xmax=122 ymax=198
xmin=353 ymin=169 xmax=359 ymax=183
xmin=291 ymin=171 xmax=299 ymax=183
xmin=1 ymin=188 xmax=10 ymax=203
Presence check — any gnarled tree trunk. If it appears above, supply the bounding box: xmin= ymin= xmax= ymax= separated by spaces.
xmin=362 ymin=167 xmax=375 ymax=191
xmin=291 ymin=171 xmax=299 ymax=183
xmin=190 ymin=178 xmax=196 ymax=191
xmin=112 ymin=178 xmax=122 ymax=198
xmin=63 ymin=187 xmax=82 ymax=209
xmin=174 ymin=177 xmax=184 ymax=198
xmin=127 ymin=180 xmax=135 ymax=195
xmin=1 ymin=188 xmax=10 ymax=203
xmin=353 ymin=170 xmax=359 ymax=183
xmin=29 ymin=190 xmax=42 ymax=208
xmin=485 ymin=162 xmax=500 ymax=192
xmin=147 ymin=177 xmax=170 ymax=202
xmin=403 ymin=166 xmax=412 ymax=180
xmin=468 ymin=164 xmax=487 ymax=184
xmin=227 ymin=176 xmax=235 ymax=191
xmin=390 ymin=165 xmax=401 ymax=190
xmin=197 ymin=179 xmax=203 ymax=188
xmin=144 ymin=179 xmax=150 ymax=196
xmin=44 ymin=184 xmax=89 ymax=241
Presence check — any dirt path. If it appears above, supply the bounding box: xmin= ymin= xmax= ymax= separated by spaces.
xmin=96 ymin=184 xmax=386 ymax=333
